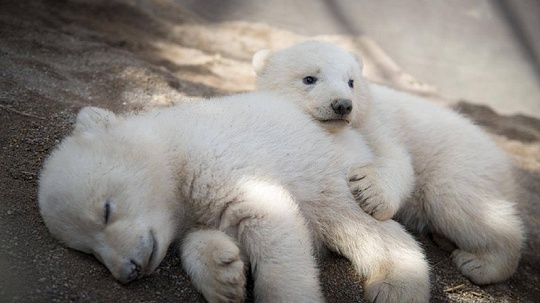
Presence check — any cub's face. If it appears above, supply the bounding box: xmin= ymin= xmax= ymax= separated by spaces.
xmin=38 ymin=108 xmax=178 ymax=284
xmin=254 ymin=41 xmax=369 ymax=132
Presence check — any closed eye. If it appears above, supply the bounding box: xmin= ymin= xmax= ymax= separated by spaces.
xmin=104 ymin=200 xmax=111 ymax=224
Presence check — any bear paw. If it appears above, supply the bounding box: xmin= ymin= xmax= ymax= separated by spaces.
xmin=203 ymin=245 xmax=246 ymax=303
xmin=451 ymin=249 xmax=507 ymax=285
xmin=348 ymin=165 xmax=398 ymax=221
xmin=183 ymin=231 xmax=247 ymax=303
xmin=365 ymin=279 xmax=430 ymax=303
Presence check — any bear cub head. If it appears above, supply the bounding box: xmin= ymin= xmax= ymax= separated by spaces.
xmin=253 ymin=41 xmax=370 ymax=132
xmin=38 ymin=107 xmax=179 ymax=284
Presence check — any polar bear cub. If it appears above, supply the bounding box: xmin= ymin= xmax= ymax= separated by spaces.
xmin=38 ymin=92 xmax=430 ymax=302
xmin=253 ymin=41 xmax=525 ymax=285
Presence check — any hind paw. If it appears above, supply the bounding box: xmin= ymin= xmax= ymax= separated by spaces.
xmin=451 ymin=249 xmax=515 ymax=285
xmin=364 ymin=277 xmax=430 ymax=303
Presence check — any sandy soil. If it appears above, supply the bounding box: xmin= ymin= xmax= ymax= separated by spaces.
xmin=1 ymin=1 xmax=538 ymax=302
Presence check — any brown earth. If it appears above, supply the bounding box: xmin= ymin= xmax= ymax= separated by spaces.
xmin=1 ymin=1 xmax=539 ymax=302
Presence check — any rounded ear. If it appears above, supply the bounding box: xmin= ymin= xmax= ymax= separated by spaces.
xmin=352 ymin=53 xmax=364 ymax=72
xmin=252 ymin=49 xmax=273 ymax=75
xmin=74 ymin=106 xmax=117 ymax=135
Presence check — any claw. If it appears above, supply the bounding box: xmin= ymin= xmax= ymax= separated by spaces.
xmin=355 ymin=184 xmax=372 ymax=200
xmin=369 ymin=204 xmax=381 ymax=216
xmin=349 ymin=174 xmax=366 ymax=182
xmin=360 ymin=197 xmax=372 ymax=209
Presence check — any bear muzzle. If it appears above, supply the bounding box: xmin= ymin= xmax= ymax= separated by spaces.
xmin=117 ymin=259 xmax=143 ymax=284
xmin=99 ymin=229 xmax=159 ymax=284
xmin=331 ymin=99 xmax=352 ymax=116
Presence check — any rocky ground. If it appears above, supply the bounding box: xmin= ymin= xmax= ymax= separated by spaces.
xmin=1 ymin=1 xmax=539 ymax=302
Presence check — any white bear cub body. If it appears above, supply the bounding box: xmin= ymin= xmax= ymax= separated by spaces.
xmin=254 ymin=41 xmax=525 ymax=285
xmin=38 ymin=93 xmax=430 ymax=302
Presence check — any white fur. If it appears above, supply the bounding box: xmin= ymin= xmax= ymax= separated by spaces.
xmin=254 ymin=40 xmax=525 ymax=285
xmin=39 ymin=92 xmax=430 ymax=303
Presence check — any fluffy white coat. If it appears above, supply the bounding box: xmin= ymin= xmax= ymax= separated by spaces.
xmin=253 ymin=40 xmax=525 ymax=285
xmin=38 ymin=93 xmax=430 ymax=303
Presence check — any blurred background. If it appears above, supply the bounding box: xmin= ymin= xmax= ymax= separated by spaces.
xmin=176 ymin=0 xmax=540 ymax=118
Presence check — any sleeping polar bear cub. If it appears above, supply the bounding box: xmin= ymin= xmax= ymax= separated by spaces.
xmin=38 ymin=93 xmax=430 ymax=303
xmin=253 ymin=41 xmax=525 ymax=285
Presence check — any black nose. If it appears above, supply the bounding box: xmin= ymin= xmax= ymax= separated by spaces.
xmin=331 ymin=99 xmax=352 ymax=115
xmin=127 ymin=260 xmax=142 ymax=282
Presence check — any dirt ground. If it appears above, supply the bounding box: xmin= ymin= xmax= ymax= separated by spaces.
xmin=1 ymin=1 xmax=539 ymax=302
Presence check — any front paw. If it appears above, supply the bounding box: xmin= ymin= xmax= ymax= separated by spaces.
xmin=182 ymin=230 xmax=246 ymax=303
xmin=203 ymin=244 xmax=246 ymax=303
xmin=348 ymin=165 xmax=397 ymax=221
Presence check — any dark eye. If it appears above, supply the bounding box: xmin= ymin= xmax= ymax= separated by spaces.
xmin=104 ymin=200 xmax=111 ymax=224
xmin=303 ymin=76 xmax=317 ymax=85
xmin=348 ymin=79 xmax=354 ymax=88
